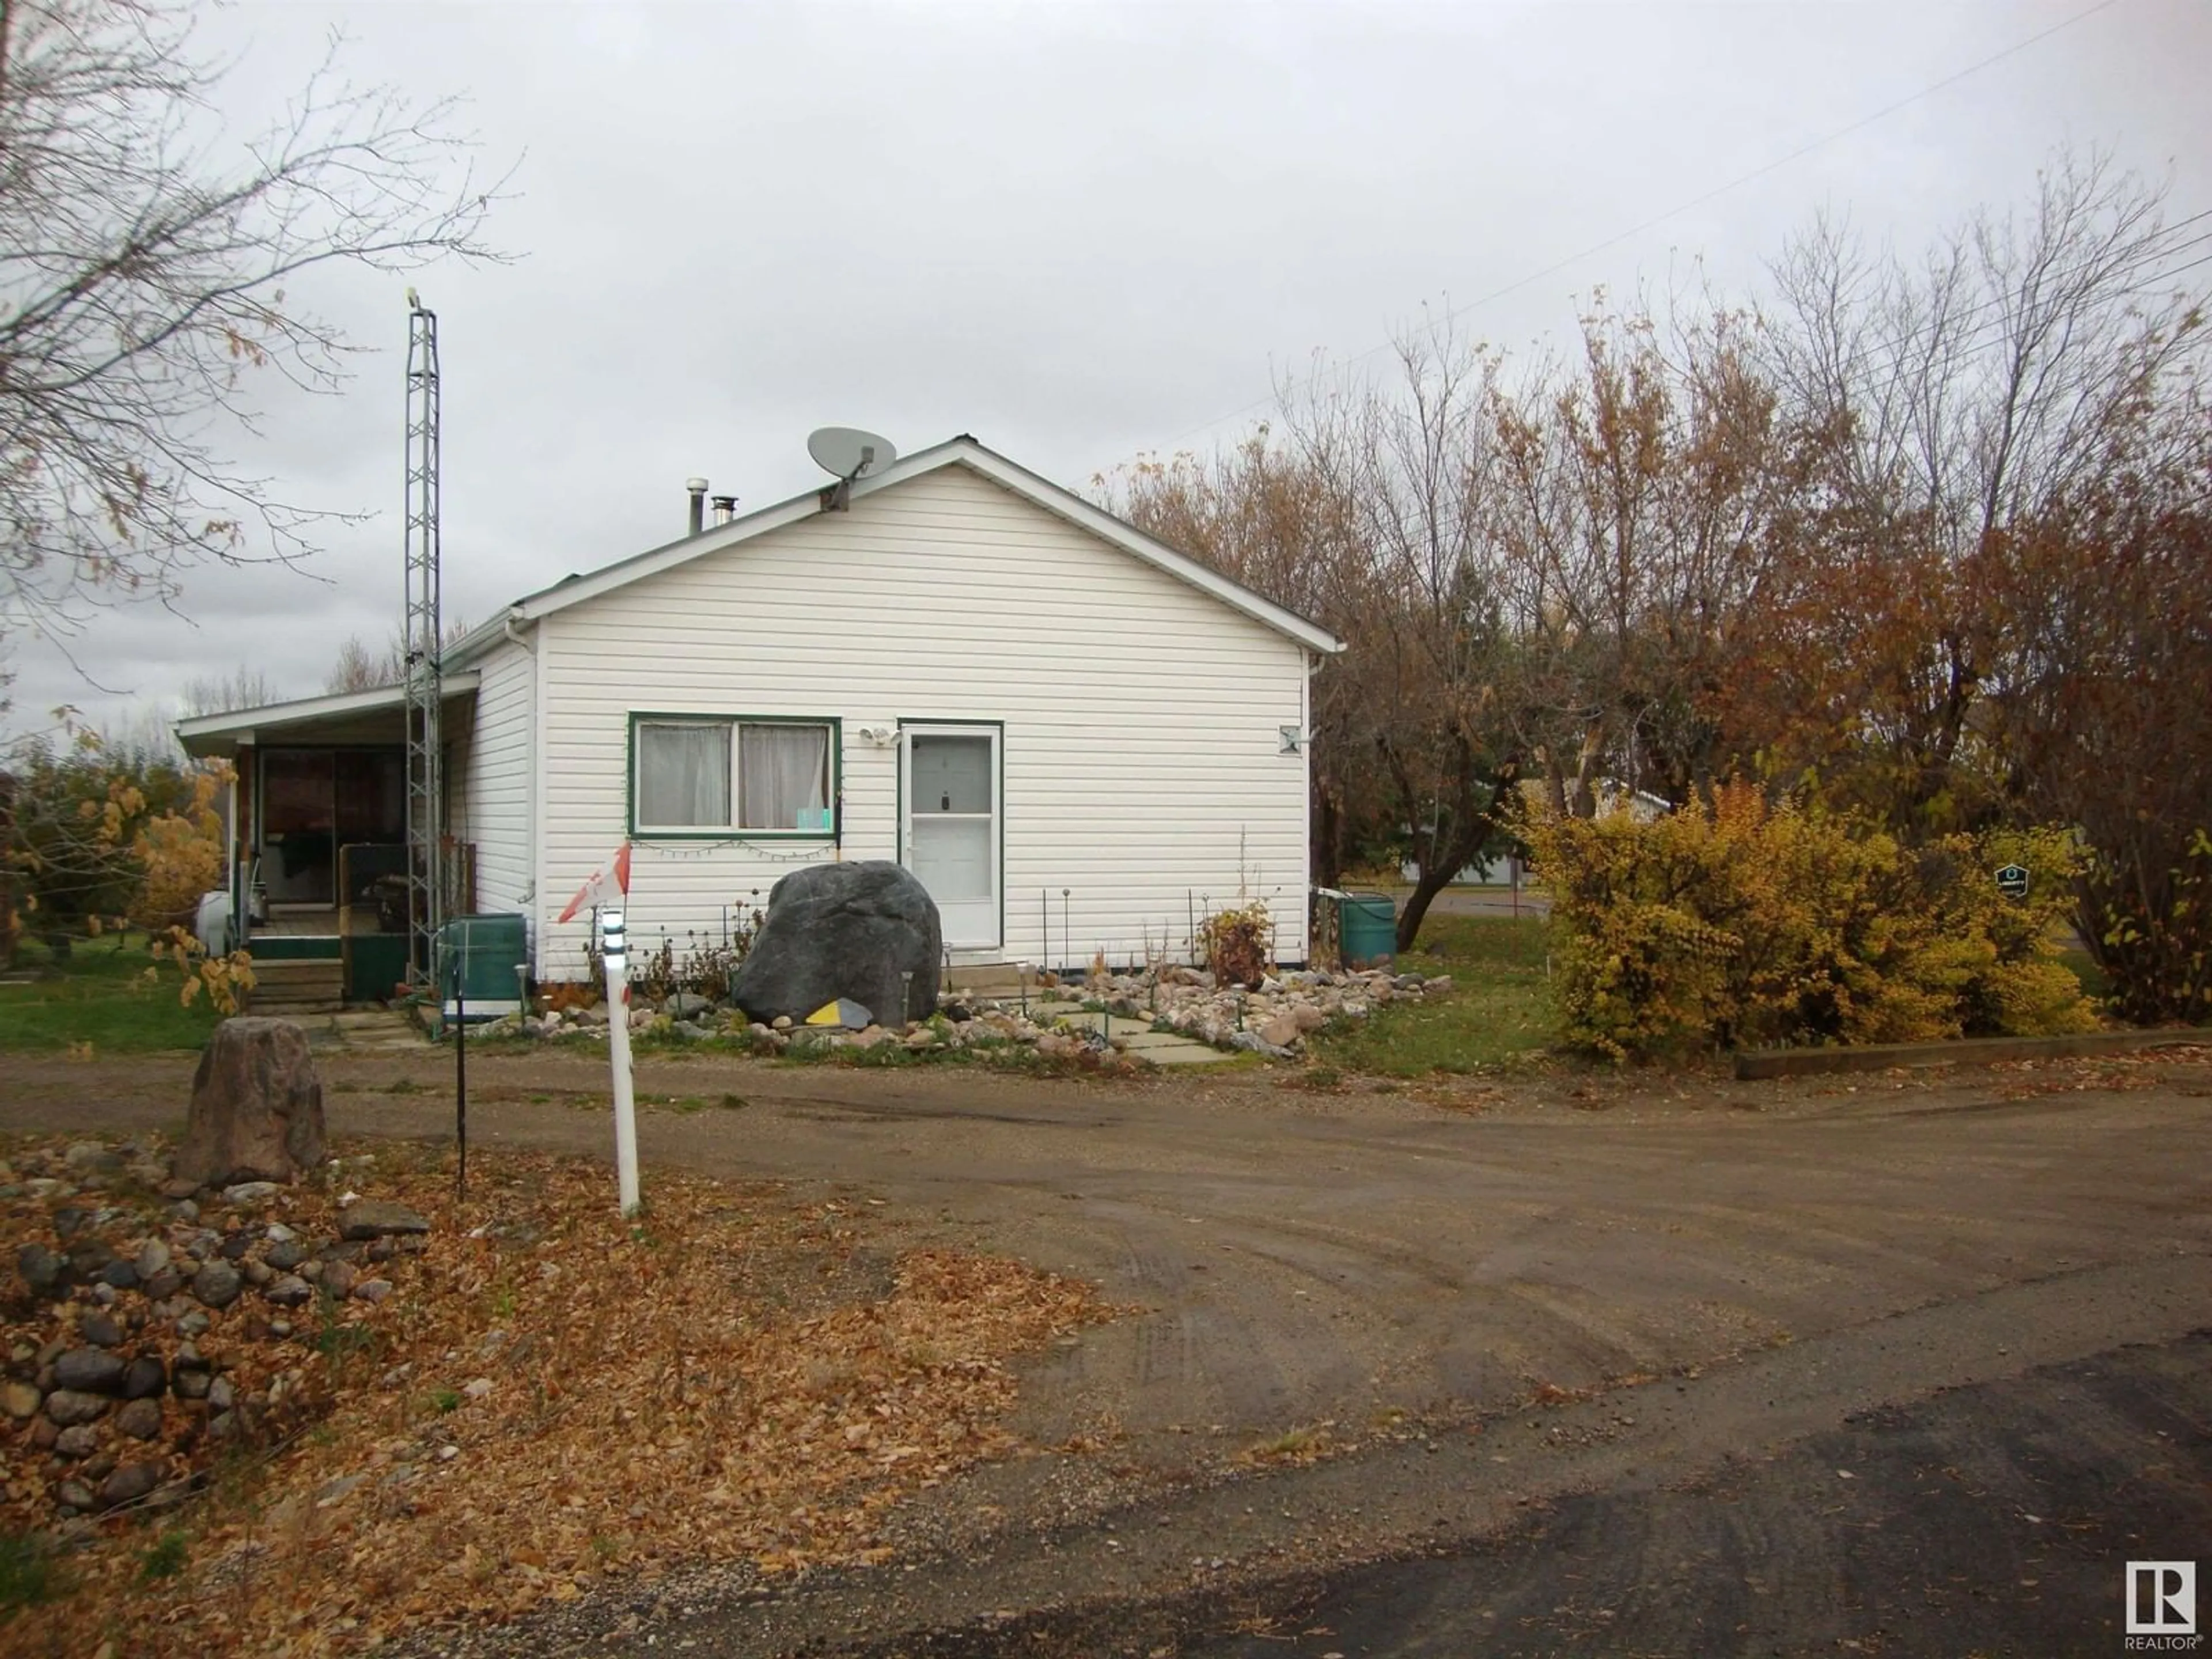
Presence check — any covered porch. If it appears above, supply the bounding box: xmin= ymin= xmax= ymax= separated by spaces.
xmin=177 ymin=676 xmax=480 ymax=1008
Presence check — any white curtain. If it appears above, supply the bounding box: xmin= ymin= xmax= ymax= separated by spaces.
xmin=740 ymin=724 xmax=830 ymax=830
xmin=638 ymin=724 xmax=730 ymax=827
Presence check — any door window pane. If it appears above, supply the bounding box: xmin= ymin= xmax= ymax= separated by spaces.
xmin=912 ymin=735 xmax=991 ymax=814
xmin=738 ymin=724 xmax=831 ymax=830
xmin=637 ymin=723 xmax=731 ymax=827
xmin=911 ymin=817 xmax=992 ymax=902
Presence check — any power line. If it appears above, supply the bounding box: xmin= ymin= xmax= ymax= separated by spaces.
xmin=1103 ymin=0 xmax=2132 ymax=472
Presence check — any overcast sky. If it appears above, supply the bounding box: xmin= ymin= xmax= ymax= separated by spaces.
xmin=8 ymin=0 xmax=2210 ymax=738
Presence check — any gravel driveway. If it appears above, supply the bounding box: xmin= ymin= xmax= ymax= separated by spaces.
xmin=4 ymin=1044 xmax=2206 ymax=1655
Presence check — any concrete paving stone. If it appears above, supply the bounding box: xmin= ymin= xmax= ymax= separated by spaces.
xmin=1130 ymin=1043 xmax=1234 ymax=1066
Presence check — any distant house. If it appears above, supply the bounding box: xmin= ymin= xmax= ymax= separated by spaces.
xmin=177 ymin=436 xmax=1344 ymax=1004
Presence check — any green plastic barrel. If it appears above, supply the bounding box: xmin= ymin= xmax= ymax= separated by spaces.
xmin=438 ymin=912 xmax=529 ymax=1020
xmin=1340 ymin=893 xmax=1397 ymax=968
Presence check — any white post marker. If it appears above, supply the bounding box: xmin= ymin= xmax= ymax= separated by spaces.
xmin=559 ymin=844 xmax=641 ymax=1216
xmin=600 ymin=905 xmax=641 ymax=1217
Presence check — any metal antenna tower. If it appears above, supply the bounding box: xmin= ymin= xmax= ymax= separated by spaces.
xmin=403 ymin=293 xmax=443 ymax=984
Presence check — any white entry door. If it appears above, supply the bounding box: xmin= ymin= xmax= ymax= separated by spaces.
xmin=902 ymin=725 xmax=1000 ymax=951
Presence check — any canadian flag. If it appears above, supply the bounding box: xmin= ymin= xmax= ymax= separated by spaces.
xmin=556 ymin=842 xmax=632 ymax=924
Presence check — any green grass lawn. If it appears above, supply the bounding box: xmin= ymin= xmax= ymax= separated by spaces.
xmin=0 ymin=936 xmax=225 ymax=1054
xmin=1309 ymin=912 xmax=1555 ymax=1077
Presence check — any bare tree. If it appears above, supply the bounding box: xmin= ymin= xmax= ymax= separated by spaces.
xmin=324 ymin=634 xmax=395 ymax=695
xmin=1488 ymin=301 xmax=1816 ymax=813
xmin=1293 ymin=324 xmax=1528 ymax=950
xmin=321 ymin=616 xmax=472 ymax=695
xmin=0 ymin=0 xmax=509 ymax=652
xmin=1753 ymin=151 xmax=2207 ymax=830
xmin=179 ymin=665 xmax=283 ymax=718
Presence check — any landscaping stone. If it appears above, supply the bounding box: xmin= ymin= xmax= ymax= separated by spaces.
xmin=65 ymin=1143 xmax=124 ymax=1177
xmin=100 ymin=1461 xmax=165 ymax=1508
xmin=122 ymin=1357 xmax=166 ymax=1399
xmin=207 ymin=1377 xmax=234 ymax=1412
xmin=96 ymin=1257 xmax=139 ymax=1290
xmin=192 ymin=1263 xmax=242 ymax=1309
xmin=116 ymin=1398 xmax=163 ymax=1440
xmin=69 ymin=1238 xmax=118 ymax=1280
xmin=56 ymin=1479 xmax=96 ymax=1512
xmin=339 ymin=1200 xmax=430 ymax=1240
xmin=79 ymin=1312 xmax=123 ymax=1347
xmin=176 ymin=1312 xmax=210 ymax=1340
xmin=664 ymin=991 xmax=714 ymax=1019
xmin=264 ymin=1275 xmax=311 ymax=1308
xmin=352 ymin=1278 xmax=394 ymax=1304
xmin=54 ymin=1423 xmax=100 ymax=1459
xmin=265 ymin=1239 xmax=306 ymax=1271
xmin=321 ymin=1261 xmax=359 ymax=1298
xmin=141 ymin=1267 xmax=182 ymax=1302
xmin=222 ymin=1181 xmax=282 ymax=1205
xmin=172 ymin=1017 xmax=327 ymax=1187
xmin=54 ymin=1347 xmax=126 ymax=1393
xmin=2 ymin=1381 xmax=41 ymax=1420
xmin=16 ymin=1243 xmax=62 ymax=1296
xmin=44 ymin=1389 xmax=108 ymax=1426
xmin=730 ymin=859 xmax=942 ymax=1027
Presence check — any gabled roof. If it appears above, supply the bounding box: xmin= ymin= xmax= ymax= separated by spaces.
xmin=446 ymin=436 xmax=1343 ymax=669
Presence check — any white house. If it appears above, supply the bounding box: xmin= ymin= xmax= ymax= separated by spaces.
xmin=177 ymin=436 xmax=1344 ymax=1002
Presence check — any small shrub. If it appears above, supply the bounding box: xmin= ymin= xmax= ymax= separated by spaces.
xmin=2088 ymin=827 xmax=2212 ymax=1026
xmin=1531 ymin=785 xmax=2096 ymax=1060
xmin=1197 ymin=899 xmax=1272 ymax=988
xmin=138 ymin=1529 xmax=189 ymax=1582
xmin=0 ymin=1529 xmax=66 ymax=1611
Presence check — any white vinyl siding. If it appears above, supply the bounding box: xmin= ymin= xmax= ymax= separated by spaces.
xmin=529 ymin=463 xmax=1312 ymax=979
xmin=460 ymin=638 xmax=536 ymax=922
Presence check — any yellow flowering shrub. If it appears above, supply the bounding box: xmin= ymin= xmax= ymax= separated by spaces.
xmin=1530 ymin=785 xmax=2096 ymax=1059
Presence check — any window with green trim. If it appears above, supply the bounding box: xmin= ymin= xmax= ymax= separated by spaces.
xmin=633 ymin=719 xmax=834 ymax=834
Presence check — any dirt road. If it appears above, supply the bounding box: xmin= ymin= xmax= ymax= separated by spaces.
xmin=5 ymin=1044 xmax=2206 ymax=1655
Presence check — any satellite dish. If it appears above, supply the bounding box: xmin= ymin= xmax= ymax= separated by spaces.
xmin=808 ymin=426 xmax=897 ymax=481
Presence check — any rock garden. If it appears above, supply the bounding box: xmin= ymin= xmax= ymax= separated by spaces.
xmin=495 ymin=861 xmax=1455 ymax=1069
xmin=507 ymin=964 xmax=1455 ymax=1068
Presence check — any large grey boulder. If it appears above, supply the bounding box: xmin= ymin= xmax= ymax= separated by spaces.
xmin=729 ymin=861 xmax=941 ymax=1027
xmin=172 ymin=1018 xmax=327 ymax=1189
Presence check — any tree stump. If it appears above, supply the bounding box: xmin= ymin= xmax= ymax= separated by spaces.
xmin=172 ymin=1017 xmax=327 ymax=1188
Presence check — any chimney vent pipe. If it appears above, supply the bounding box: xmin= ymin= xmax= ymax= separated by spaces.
xmin=685 ymin=476 xmax=709 ymax=536
xmin=711 ymin=494 xmax=738 ymax=526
